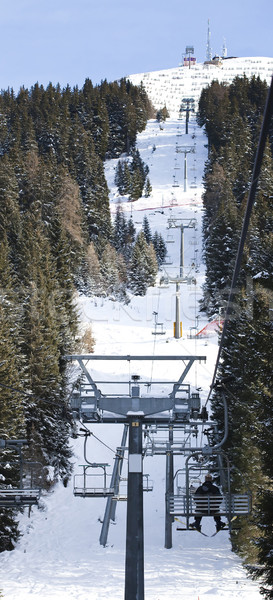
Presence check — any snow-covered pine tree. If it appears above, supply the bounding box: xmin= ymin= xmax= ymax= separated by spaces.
xmin=114 ymin=160 xmax=125 ymax=193
xmin=152 ymin=231 xmax=167 ymax=267
xmin=142 ymin=215 xmax=152 ymax=243
xmin=0 ymin=155 xmax=21 ymax=261
xmin=99 ymin=242 xmax=126 ymax=299
xmin=128 ymin=231 xmax=157 ymax=296
xmin=144 ymin=176 xmax=152 ymax=197
xmin=17 ymin=210 xmax=74 ymax=486
xmin=130 ymin=168 xmax=144 ymax=201
xmin=85 ymin=242 xmax=103 ymax=294
xmin=113 ymin=204 xmax=128 ymax=253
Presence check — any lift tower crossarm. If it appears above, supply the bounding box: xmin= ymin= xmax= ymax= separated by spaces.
xmin=75 ymin=357 xmax=99 ymax=393
xmin=67 ymin=356 xmax=206 ymax=401
xmin=66 ymin=354 xmax=205 ymax=361
xmin=172 ymin=358 xmax=198 ymax=397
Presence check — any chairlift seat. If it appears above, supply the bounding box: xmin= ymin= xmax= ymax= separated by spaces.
xmin=112 ymin=494 xmax=127 ymax=501
xmin=0 ymin=488 xmax=40 ymax=507
xmin=167 ymin=493 xmax=252 ymax=517
xmin=74 ymin=486 xmax=115 ymax=498
xmin=152 ymin=322 xmax=166 ymax=336
xmin=73 ymin=469 xmax=114 ymax=498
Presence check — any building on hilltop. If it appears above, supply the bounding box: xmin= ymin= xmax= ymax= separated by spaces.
xmin=128 ymin=57 xmax=273 ymax=117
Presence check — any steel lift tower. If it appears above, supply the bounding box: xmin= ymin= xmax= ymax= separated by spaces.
xmin=179 ymin=98 xmax=195 ymax=134
xmin=175 ymin=144 xmax=195 ymax=192
xmin=67 ymin=354 xmax=206 ymax=600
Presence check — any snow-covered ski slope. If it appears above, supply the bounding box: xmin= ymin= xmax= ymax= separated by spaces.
xmin=129 ymin=56 xmax=273 ymax=115
xmin=0 ymin=116 xmax=262 ymax=599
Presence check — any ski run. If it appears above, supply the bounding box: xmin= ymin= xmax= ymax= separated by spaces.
xmin=0 ymin=113 xmax=263 ymax=599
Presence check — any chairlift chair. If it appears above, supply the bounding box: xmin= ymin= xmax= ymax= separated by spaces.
xmin=73 ymin=463 xmax=115 ymax=498
xmin=0 ymin=488 xmax=40 ymax=507
xmin=166 ymin=452 xmax=252 ymax=532
xmin=0 ymin=439 xmax=42 ymax=508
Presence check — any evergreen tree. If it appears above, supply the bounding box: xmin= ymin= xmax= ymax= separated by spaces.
xmin=100 ymin=243 xmax=126 ymax=298
xmin=128 ymin=232 xmax=158 ymax=296
xmin=114 ymin=160 xmax=132 ymax=196
xmin=17 ymin=211 xmax=74 ymax=484
xmin=152 ymin=231 xmax=167 ymax=267
xmin=113 ymin=204 xmax=128 ymax=254
xmin=85 ymin=242 xmax=103 ymax=294
xmin=142 ymin=215 xmax=152 ymax=243
xmin=124 ymin=217 xmax=136 ymax=260
xmin=0 ymin=155 xmax=21 ymax=260
xmin=144 ymin=177 xmax=152 ymax=197
xmin=130 ymin=168 xmax=144 ymax=200
xmin=114 ymin=160 xmax=125 ymax=192
xmin=156 ymin=106 xmax=169 ymax=122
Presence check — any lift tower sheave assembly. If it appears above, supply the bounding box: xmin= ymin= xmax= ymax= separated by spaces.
xmin=165 ymin=217 xmax=197 ymax=338
xmin=67 ymin=354 xmax=206 ymax=600
xmin=179 ymin=98 xmax=195 ymax=134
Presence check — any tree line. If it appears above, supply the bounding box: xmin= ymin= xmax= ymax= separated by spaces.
xmin=0 ymin=77 xmax=158 ymax=551
xmin=197 ymin=75 xmax=273 ymax=597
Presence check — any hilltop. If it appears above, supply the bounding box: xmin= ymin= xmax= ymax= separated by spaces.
xmin=129 ymin=56 xmax=273 ymax=114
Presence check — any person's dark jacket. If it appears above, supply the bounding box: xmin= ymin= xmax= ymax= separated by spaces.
xmin=194 ymin=481 xmax=222 ymax=515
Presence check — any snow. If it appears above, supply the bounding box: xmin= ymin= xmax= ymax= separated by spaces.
xmin=0 ymin=116 xmax=262 ymax=599
xmin=128 ymin=57 xmax=273 ymax=116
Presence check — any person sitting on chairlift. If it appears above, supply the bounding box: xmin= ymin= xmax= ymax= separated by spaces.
xmin=190 ymin=474 xmax=226 ymax=532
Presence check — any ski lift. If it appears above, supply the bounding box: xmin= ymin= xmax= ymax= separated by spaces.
xmin=74 ymin=463 xmax=115 ymax=497
xmin=71 ymin=382 xmax=101 ymax=422
xmin=162 ymin=254 xmax=173 ymax=265
xmin=190 ymin=177 xmax=198 ymax=189
xmin=159 ymin=275 xmax=169 ymax=289
xmin=166 ymin=452 xmax=252 ymax=532
xmin=74 ymin=464 xmax=154 ymax=499
xmin=0 ymin=488 xmax=41 ymax=508
xmin=112 ymin=474 xmax=153 ymax=501
xmin=152 ymin=311 xmax=166 ymax=336
xmin=0 ymin=439 xmax=41 ymax=508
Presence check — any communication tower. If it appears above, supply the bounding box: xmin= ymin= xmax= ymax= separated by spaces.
xmin=206 ymin=19 xmax=212 ymax=61
xmin=222 ymin=38 xmax=227 ymax=58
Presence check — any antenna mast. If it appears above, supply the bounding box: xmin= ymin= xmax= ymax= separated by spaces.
xmin=206 ymin=19 xmax=212 ymax=61
xmin=222 ymin=38 xmax=227 ymax=58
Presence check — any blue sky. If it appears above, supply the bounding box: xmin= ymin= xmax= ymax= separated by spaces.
xmin=1 ymin=0 xmax=272 ymax=91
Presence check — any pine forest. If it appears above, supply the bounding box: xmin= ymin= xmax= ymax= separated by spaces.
xmin=0 ymin=77 xmax=161 ymax=551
